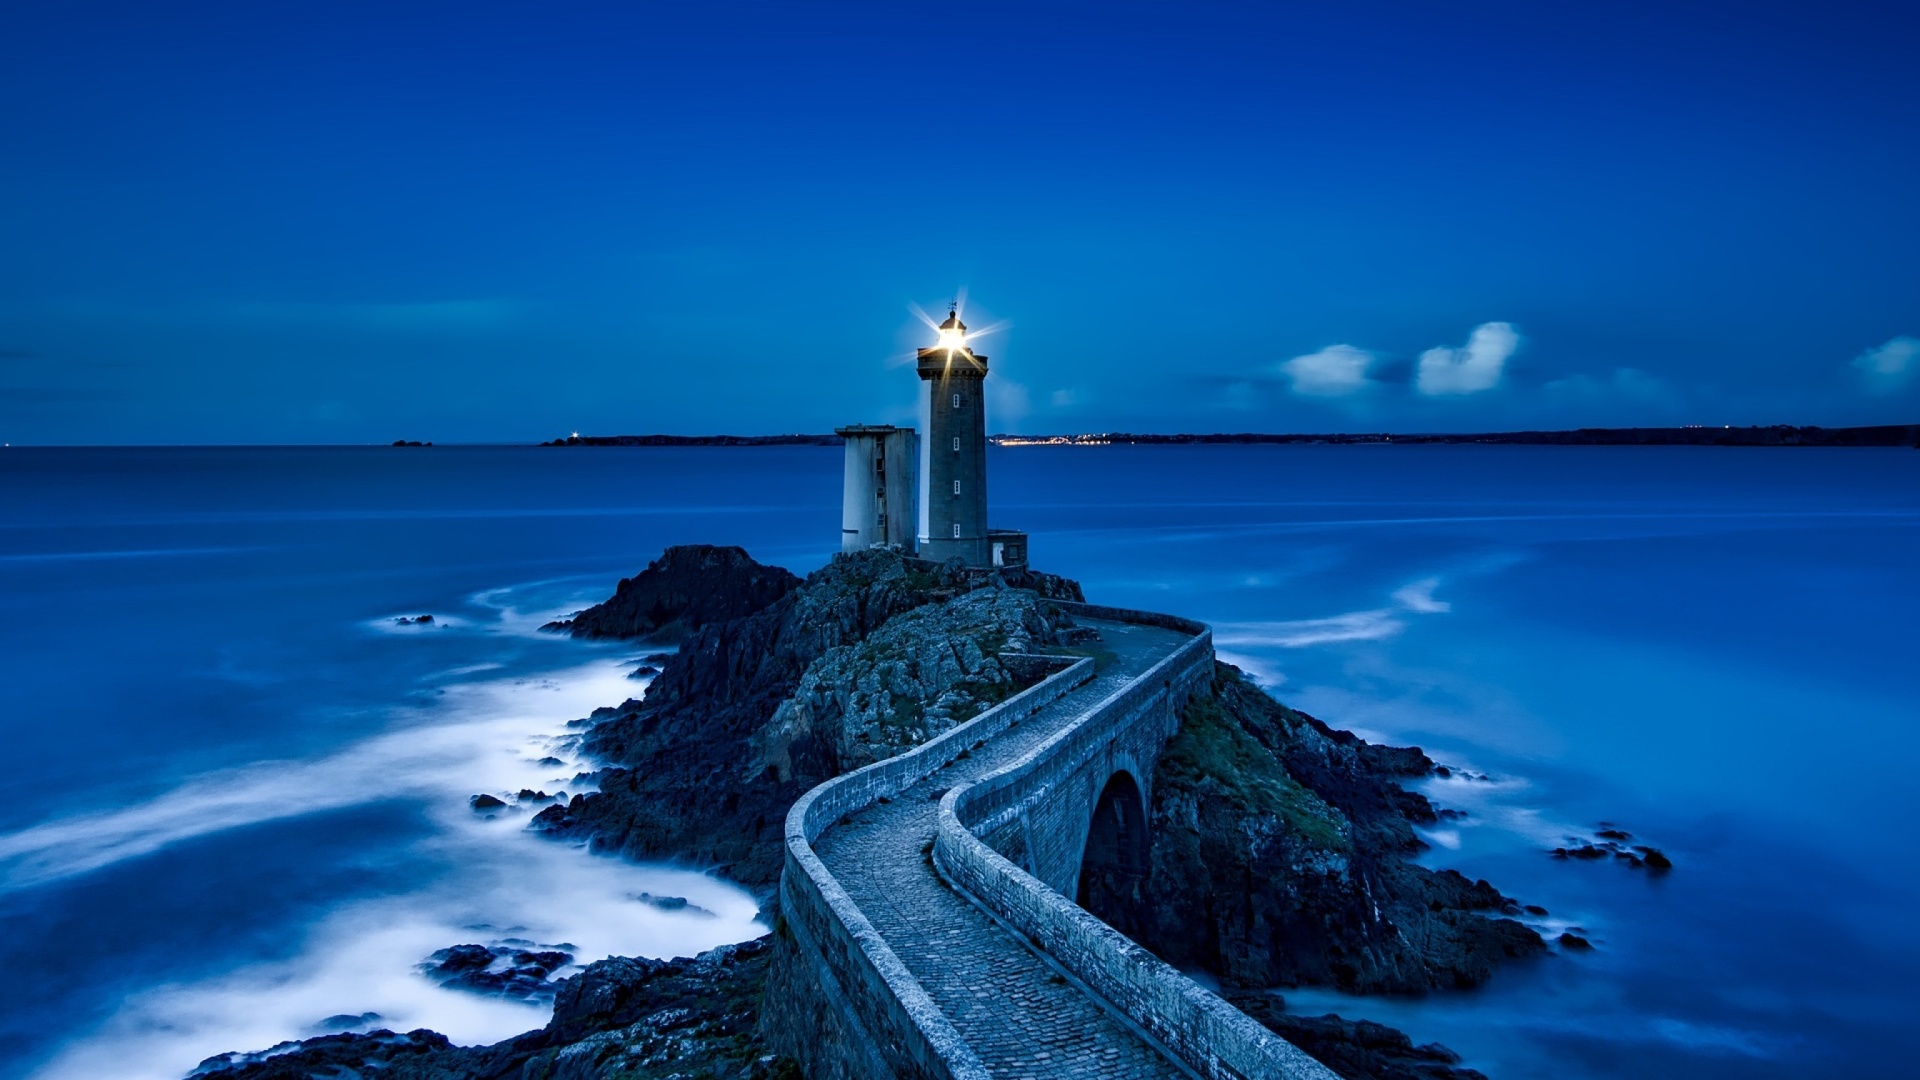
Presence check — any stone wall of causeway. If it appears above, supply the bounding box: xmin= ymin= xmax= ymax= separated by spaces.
xmin=770 ymin=653 xmax=1093 ymax=1080
xmin=935 ymin=607 xmax=1340 ymax=1080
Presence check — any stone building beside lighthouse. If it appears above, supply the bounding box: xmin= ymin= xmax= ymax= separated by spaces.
xmin=836 ymin=306 xmax=1026 ymax=569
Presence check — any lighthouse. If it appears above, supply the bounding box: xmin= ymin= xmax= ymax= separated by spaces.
xmin=835 ymin=305 xmax=1025 ymax=570
xmin=916 ymin=308 xmax=991 ymax=565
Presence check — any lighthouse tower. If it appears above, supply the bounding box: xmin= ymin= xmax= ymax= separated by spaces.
xmin=917 ymin=308 xmax=991 ymax=565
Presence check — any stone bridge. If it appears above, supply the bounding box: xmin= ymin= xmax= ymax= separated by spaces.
xmin=770 ymin=601 xmax=1339 ymax=1079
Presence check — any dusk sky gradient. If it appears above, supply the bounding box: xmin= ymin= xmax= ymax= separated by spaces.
xmin=2 ymin=0 xmax=1917 ymax=443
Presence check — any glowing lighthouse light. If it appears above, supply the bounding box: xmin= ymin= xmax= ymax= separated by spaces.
xmin=935 ymin=309 xmax=968 ymax=353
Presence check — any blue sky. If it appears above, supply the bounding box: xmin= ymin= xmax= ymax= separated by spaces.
xmin=2 ymin=0 xmax=1916 ymax=443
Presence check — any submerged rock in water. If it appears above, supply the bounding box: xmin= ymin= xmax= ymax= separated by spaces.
xmin=468 ymin=793 xmax=506 ymax=812
xmin=311 ymin=1012 xmax=382 ymax=1035
xmin=417 ymin=941 xmax=574 ymax=1002
xmin=633 ymin=892 xmax=716 ymax=917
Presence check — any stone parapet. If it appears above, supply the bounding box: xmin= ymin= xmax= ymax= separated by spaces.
xmin=935 ymin=606 xmax=1341 ymax=1080
xmin=775 ymin=653 xmax=1095 ymax=1079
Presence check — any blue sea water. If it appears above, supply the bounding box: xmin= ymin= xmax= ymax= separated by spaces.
xmin=0 ymin=444 xmax=1914 ymax=1079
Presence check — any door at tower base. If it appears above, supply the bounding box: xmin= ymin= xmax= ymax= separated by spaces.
xmin=836 ymin=425 xmax=918 ymax=553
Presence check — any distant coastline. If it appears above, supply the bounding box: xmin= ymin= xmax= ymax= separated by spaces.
xmin=542 ymin=423 xmax=1920 ymax=449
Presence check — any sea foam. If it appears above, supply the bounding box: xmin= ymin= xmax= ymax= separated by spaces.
xmin=19 ymin=630 xmax=761 ymax=1080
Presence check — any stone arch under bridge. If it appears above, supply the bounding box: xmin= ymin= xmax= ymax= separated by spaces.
xmin=1076 ymin=767 xmax=1151 ymax=927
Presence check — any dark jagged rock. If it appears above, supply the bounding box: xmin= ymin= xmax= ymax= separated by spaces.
xmin=1115 ymin=663 xmax=1546 ymax=994
xmin=1551 ymin=830 xmax=1674 ymax=872
xmin=627 ymin=664 xmax=660 ymax=680
xmin=190 ymin=1029 xmax=453 ymax=1079
xmin=189 ymin=939 xmax=797 ymax=1080
xmin=544 ymin=549 xmax=1080 ymax=887
xmin=1559 ymin=932 xmax=1594 ymax=951
xmin=634 ymin=892 xmax=715 ymax=917
xmin=468 ymin=793 xmax=506 ymax=812
xmin=417 ymin=942 xmax=574 ymax=1002
xmin=548 ymin=545 xmax=802 ymax=641
xmin=1226 ymin=994 xmax=1488 ymax=1080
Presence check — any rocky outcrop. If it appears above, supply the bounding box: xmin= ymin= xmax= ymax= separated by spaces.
xmin=191 ymin=1031 xmax=454 ymax=1080
xmin=1119 ymin=663 xmax=1545 ymax=994
xmin=191 ymin=939 xmax=796 ymax=1080
xmin=752 ymin=584 xmax=1067 ymax=779
xmin=417 ymin=942 xmax=575 ymax=1002
xmin=545 ymin=545 xmax=802 ymax=640
xmin=1225 ymin=994 xmax=1487 ymax=1080
xmin=535 ymin=549 xmax=1081 ymax=887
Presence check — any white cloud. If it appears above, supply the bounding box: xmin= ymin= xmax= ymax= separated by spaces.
xmin=1416 ymin=321 xmax=1518 ymax=396
xmin=1281 ymin=344 xmax=1376 ymax=397
xmin=1851 ymin=336 xmax=1918 ymax=396
xmin=1392 ymin=577 xmax=1451 ymax=613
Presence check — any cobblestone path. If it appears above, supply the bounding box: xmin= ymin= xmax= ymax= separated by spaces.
xmin=813 ymin=619 xmax=1194 ymax=1079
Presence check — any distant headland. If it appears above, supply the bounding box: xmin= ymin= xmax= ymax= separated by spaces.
xmin=542 ymin=422 xmax=1920 ymax=449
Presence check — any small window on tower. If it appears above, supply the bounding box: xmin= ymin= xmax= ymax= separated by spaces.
xmin=953 ymin=480 xmax=961 ymax=495
xmin=951 ymin=436 xmax=960 ymax=451
xmin=952 ymin=393 xmax=960 ymax=409
xmin=952 ymin=523 xmax=961 ymax=538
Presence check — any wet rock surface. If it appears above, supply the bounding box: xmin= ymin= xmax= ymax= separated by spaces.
xmin=190 ymin=1030 xmax=455 ymax=1079
xmin=1227 ymin=994 xmax=1489 ymax=1080
xmin=191 ymin=939 xmax=796 ymax=1080
xmin=1550 ymin=823 xmax=1673 ymax=871
xmin=1113 ymin=663 xmax=1546 ymax=994
xmin=417 ymin=941 xmax=576 ymax=1002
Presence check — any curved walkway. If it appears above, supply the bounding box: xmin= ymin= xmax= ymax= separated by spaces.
xmin=812 ymin=619 xmax=1192 ymax=1078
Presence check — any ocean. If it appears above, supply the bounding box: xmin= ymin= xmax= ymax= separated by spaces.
xmin=0 ymin=444 xmax=1913 ymax=1079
